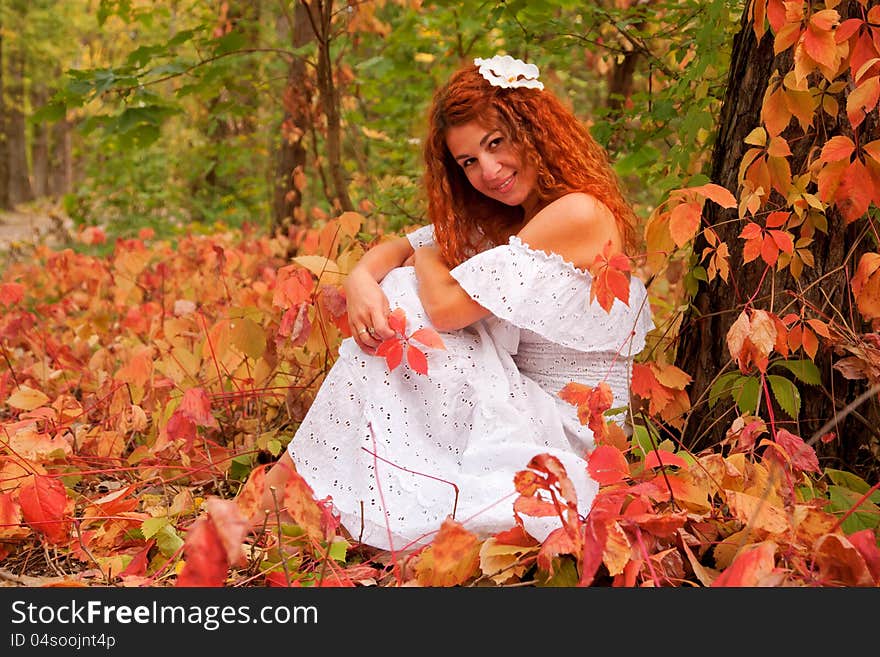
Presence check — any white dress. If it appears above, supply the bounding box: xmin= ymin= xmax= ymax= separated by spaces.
xmin=288 ymin=225 xmax=654 ymax=551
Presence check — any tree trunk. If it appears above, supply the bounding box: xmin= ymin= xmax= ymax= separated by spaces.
xmin=49 ymin=116 xmax=73 ymax=198
xmin=7 ymin=46 xmax=33 ymax=206
xmin=272 ymin=1 xmax=313 ymax=232
xmin=674 ymin=2 xmax=880 ymax=480
xmin=0 ymin=25 xmax=10 ymax=209
xmin=307 ymin=0 xmax=353 ymax=213
xmin=31 ymin=84 xmax=50 ymax=198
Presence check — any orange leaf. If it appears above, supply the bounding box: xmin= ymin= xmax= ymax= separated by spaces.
xmin=849 ymin=529 xmax=880 ymax=585
xmin=812 ymin=533 xmax=875 ymax=586
xmin=587 ymin=445 xmax=630 ymax=486
xmin=711 ymin=541 xmax=780 ymax=586
xmin=406 ymin=344 xmax=428 ymax=375
xmin=668 ymin=201 xmax=703 ymax=247
xmin=413 ymin=518 xmax=481 ymax=586
xmin=281 ymin=471 xmax=327 ymax=542
xmin=19 ymin=475 xmax=70 ymax=545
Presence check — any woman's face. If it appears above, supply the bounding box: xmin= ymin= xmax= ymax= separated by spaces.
xmin=445 ymin=120 xmax=538 ymax=212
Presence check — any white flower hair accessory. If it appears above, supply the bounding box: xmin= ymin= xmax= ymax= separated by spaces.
xmin=474 ymin=55 xmax=544 ymax=90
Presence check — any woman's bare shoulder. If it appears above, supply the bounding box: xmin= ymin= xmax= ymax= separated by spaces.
xmin=517 ymin=193 xmax=622 ymax=269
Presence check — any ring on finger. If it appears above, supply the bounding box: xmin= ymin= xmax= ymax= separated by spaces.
xmin=358 ymin=328 xmax=371 ymax=335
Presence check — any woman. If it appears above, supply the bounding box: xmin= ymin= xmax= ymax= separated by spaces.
xmin=262 ymin=55 xmax=654 ymax=551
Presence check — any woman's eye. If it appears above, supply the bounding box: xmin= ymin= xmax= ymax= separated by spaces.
xmin=462 ymin=158 xmax=475 ymax=168
xmin=489 ymin=137 xmax=503 ymax=149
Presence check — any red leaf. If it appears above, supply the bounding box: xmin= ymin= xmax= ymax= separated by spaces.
xmin=19 ymin=475 xmax=69 ymax=545
xmin=176 ymin=516 xmax=228 ymax=587
xmin=406 ymin=344 xmax=428 ymax=375
xmin=120 ymin=540 xmax=156 ymax=578
xmin=377 ymin=338 xmax=403 ymax=371
xmin=774 ymin=429 xmax=820 ymax=474
xmin=205 ymin=497 xmax=249 ymax=568
xmin=387 ymin=307 xmax=407 ymax=334
xmin=587 ymin=445 xmax=630 ymax=485
xmin=643 ymin=449 xmax=688 ymax=470
xmin=849 ymin=528 xmax=880 ymax=585
xmin=178 ymin=387 xmax=218 ymax=428
xmin=0 ymin=282 xmax=24 ymax=308
xmin=409 ymin=327 xmax=446 ymax=350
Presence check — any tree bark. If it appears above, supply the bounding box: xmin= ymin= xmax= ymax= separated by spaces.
xmin=7 ymin=46 xmax=33 ymax=206
xmin=306 ymin=0 xmax=353 ymax=213
xmin=271 ymin=1 xmax=313 ymax=232
xmin=31 ymin=84 xmax=50 ymax=198
xmin=0 ymin=25 xmax=10 ymax=209
xmin=49 ymin=116 xmax=73 ymax=198
xmin=674 ymin=2 xmax=880 ymax=480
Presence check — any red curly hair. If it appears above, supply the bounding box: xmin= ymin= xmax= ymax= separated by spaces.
xmin=423 ymin=60 xmax=638 ymax=267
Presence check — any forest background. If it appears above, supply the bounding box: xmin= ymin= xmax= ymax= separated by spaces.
xmin=0 ymin=0 xmax=879 ymax=588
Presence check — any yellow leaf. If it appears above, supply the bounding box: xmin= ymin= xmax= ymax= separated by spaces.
xmin=293 ymin=255 xmax=345 ymax=285
xmin=7 ymin=386 xmax=50 ymax=411
xmin=478 ymin=536 xmax=538 ymax=584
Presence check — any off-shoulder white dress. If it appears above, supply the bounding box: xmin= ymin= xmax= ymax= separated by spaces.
xmin=288 ymin=225 xmax=654 ymax=551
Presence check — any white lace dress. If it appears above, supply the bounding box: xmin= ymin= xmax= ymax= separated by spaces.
xmin=288 ymin=225 xmax=654 ymax=551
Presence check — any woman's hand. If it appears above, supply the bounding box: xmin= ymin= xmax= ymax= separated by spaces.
xmin=343 ymin=266 xmax=396 ymax=353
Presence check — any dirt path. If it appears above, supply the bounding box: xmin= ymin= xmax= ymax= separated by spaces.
xmin=0 ymin=202 xmax=74 ymax=252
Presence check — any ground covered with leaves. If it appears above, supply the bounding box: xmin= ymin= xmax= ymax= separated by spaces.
xmin=0 ymin=214 xmax=878 ymax=588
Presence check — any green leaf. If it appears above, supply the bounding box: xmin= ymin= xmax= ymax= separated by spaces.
xmin=709 ymin=371 xmax=741 ymax=408
xmin=212 ymin=31 xmax=247 ymax=56
xmin=768 ymin=374 xmax=801 ymax=419
xmin=328 ymin=539 xmax=348 ymax=562
xmin=142 ymin=517 xmax=184 ymax=557
xmin=734 ymin=376 xmax=760 ymax=414
xmin=825 ymin=469 xmax=880 ymax=503
xmin=30 ymin=101 xmax=67 ymax=124
xmin=771 ymin=359 xmax=821 ymax=385
xmin=827 ymin=486 xmax=880 ymax=534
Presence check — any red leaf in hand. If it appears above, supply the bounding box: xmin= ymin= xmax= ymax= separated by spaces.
xmin=406 ymin=344 xmax=428 ymax=375
xmin=377 ymin=338 xmax=404 ymax=371
xmin=176 ymin=516 xmax=228 ymax=587
xmin=19 ymin=475 xmax=70 ymax=544
xmin=388 ymin=307 xmax=407 ymax=334
xmin=410 ymin=327 xmax=446 ymax=350
xmin=587 ymin=445 xmax=630 ymax=485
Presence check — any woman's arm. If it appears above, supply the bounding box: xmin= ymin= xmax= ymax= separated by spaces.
xmin=344 ymin=236 xmax=414 ymax=349
xmin=413 ymin=245 xmax=490 ymax=331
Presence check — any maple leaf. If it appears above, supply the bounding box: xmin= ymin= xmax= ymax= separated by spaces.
xmin=589 ymin=241 xmax=631 ymax=313
xmin=413 ymin=517 xmax=481 ymax=586
xmin=176 ymin=516 xmax=229 ymax=587
xmin=19 ymin=475 xmax=70 ymax=545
